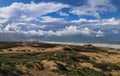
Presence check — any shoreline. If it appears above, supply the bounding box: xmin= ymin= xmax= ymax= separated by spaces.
xmin=0 ymin=41 xmax=120 ymax=49
xmin=38 ymin=41 xmax=120 ymax=49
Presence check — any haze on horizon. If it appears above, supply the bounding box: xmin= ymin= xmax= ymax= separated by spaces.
xmin=0 ymin=0 xmax=120 ymax=43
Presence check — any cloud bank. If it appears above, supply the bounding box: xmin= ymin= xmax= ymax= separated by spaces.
xmin=0 ymin=0 xmax=120 ymax=42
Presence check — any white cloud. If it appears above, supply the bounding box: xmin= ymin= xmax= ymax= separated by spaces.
xmin=1 ymin=22 xmax=47 ymax=34
xmin=0 ymin=2 xmax=69 ymax=23
xmin=80 ymin=27 xmax=91 ymax=35
xmin=1 ymin=17 xmax=119 ymax=37
xmin=0 ymin=2 xmax=70 ymax=36
xmin=70 ymin=17 xmax=120 ymax=37
xmin=25 ymin=25 xmax=104 ymax=37
xmin=40 ymin=16 xmax=64 ymax=23
xmin=0 ymin=18 xmax=7 ymax=24
xmin=100 ymin=18 xmax=120 ymax=26
xmin=0 ymin=1 xmax=119 ymax=39
xmin=55 ymin=26 xmax=80 ymax=36
xmin=70 ymin=0 xmax=117 ymax=18
xmin=80 ymin=27 xmax=104 ymax=37
xmin=70 ymin=6 xmax=100 ymax=18
xmin=4 ymin=23 xmax=21 ymax=32
xmin=95 ymin=30 xmax=104 ymax=37
xmin=1 ymin=24 xmax=104 ymax=37
xmin=57 ymin=11 xmax=69 ymax=16
xmin=71 ymin=18 xmax=88 ymax=23
xmin=71 ymin=18 xmax=120 ymax=26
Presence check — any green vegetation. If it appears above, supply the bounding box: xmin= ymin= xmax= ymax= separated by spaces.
xmin=0 ymin=42 xmax=119 ymax=76
xmin=0 ymin=42 xmax=20 ymax=50
xmin=0 ymin=51 xmax=109 ymax=76
xmin=66 ymin=44 xmax=107 ymax=52
xmin=54 ymin=62 xmax=107 ymax=76
xmin=29 ymin=42 xmax=58 ymax=48
xmin=93 ymin=63 xmax=120 ymax=71
xmin=67 ymin=67 xmax=107 ymax=76
xmin=0 ymin=63 xmax=22 ymax=76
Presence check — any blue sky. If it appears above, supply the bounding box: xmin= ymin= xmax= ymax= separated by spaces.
xmin=0 ymin=0 xmax=120 ymax=42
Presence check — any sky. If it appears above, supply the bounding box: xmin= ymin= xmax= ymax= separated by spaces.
xmin=0 ymin=0 xmax=120 ymax=43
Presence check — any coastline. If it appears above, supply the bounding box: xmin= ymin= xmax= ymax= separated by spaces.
xmin=0 ymin=41 xmax=120 ymax=76
xmin=38 ymin=41 xmax=120 ymax=49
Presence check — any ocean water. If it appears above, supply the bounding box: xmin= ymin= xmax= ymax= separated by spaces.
xmin=38 ymin=41 xmax=120 ymax=49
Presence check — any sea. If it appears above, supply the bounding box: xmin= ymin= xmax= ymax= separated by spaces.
xmin=38 ymin=41 xmax=120 ymax=49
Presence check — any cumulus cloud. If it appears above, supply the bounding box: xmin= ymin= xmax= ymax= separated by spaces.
xmin=0 ymin=2 xmax=69 ymax=23
xmin=80 ymin=27 xmax=104 ymax=37
xmin=0 ymin=24 xmax=104 ymax=37
xmin=19 ymin=25 xmax=104 ymax=37
xmin=70 ymin=0 xmax=117 ymax=18
xmin=40 ymin=16 xmax=64 ymax=23
xmin=0 ymin=2 xmax=71 ymax=37
xmin=0 ymin=1 xmax=119 ymax=41
xmin=100 ymin=18 xmax=120 ymax=26
xmin=95 ymin=30 xmax=104 ymax=37
xmin=54 ymin=26 xmax=104 ymax=37
xmin=70 ymin=6 xmax=100 ymax=18
xmin=1 ymin=17 xmax=119 ymax=38
xmin=71 ymin=17 xmax=120 ymax=37
xmin=71 ymin=18 xmax=120 ymax=26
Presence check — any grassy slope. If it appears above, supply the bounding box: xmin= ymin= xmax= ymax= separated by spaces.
xmin=0 ymin=42 xmax=120 ymax=76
